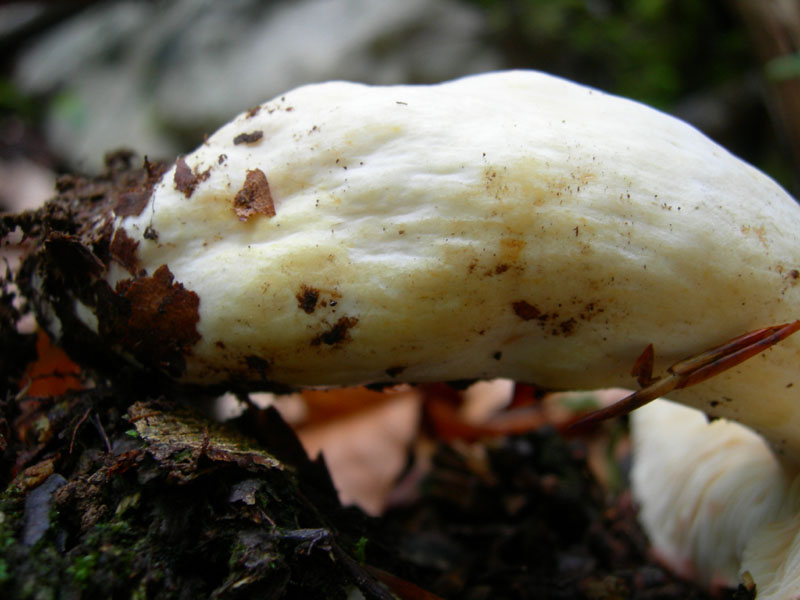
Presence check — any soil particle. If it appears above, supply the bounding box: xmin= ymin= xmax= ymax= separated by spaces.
xmin=311 ymin=316 xmax=359 ymax=347
xmin=234 ymin=169 xmax=275 ymax=221
xmin=98 ymin=264 xmax=201 ymax=377
xmin=233 ymin=131 xmax=264 ymax=145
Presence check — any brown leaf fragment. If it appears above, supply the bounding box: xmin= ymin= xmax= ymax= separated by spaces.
xmin=234 ymin=168 xmax=275 ymax=221
xmin=233 ymin=130 xmax=264 ymax=145
xmin=174 ymin=157 xmax=198 ymax=198
xmin=109 ymin=228 xmax=140 ymax=273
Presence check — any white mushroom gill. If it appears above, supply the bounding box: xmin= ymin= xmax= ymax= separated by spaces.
xmin=86 ymin=71 xmax=800 ymax=595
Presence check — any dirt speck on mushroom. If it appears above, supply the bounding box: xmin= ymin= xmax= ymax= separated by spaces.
xmin=311 ymin=316 xmax=359 ymax=347
xmin=296 ymin=285 xmax=320 ymax=314
xmin=233 ymin=131 xmax=264 ymax=145
xmin=234 ymin=168 xmax=275 ymax=221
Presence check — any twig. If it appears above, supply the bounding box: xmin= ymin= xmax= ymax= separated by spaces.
xmin=69 ymin=407 xmax=91 ymax=454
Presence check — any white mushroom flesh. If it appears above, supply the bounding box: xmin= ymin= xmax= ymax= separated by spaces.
xmin=50 ymin=70 xmax=800 ymax=596
xmin=112 ymin=71 xmax=800 ymax=456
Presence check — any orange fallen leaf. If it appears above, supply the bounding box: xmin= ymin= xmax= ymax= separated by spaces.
xmin=21 ymin=330 xmax=83 ymax=397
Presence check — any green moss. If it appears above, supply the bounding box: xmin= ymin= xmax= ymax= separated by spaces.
xmin=68 ymin=552 xmax=99 ymax=587
xmin=354 ymin=537 xmax=368 ymax=564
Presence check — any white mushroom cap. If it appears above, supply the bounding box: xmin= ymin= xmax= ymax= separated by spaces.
xmin=32 ymin=70 xmax=800 ymax=596
xmin=107 ymin=71 xmax=800 ymax=458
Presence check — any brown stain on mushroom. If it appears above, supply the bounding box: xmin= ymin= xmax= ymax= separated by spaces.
xmin=385 ymin=365 xmax=406 ymax=377
xmin=512 ymin=300 xmax=541 ymax=321
xmin=311 ymin=316 xmax=359 ymax=347
xmin=244 ymin=355 xmax=270 ymax=379
xmin=740 ymin=224 xmax=770 ymax=249
xmin=296 ymin=285 xmax=320 ymax=314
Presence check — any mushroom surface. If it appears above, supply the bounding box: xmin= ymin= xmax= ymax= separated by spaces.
xmin=22 ymin=70 xmax=800 ymax=596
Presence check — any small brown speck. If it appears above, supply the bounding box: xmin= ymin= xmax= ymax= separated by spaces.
xmin=512 ymin=300 xmax=541 ymax=321
xmin=493 ymin=264 xmax=509 ymax=275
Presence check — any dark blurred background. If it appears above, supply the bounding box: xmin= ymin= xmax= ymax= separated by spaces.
xmin=1 ymin=0 xmax=798 ymax=207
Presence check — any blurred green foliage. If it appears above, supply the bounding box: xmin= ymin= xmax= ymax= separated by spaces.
xmin=465 ymin=0 xmax=750 ymax=108
xmin=0 ymin=78 xmax=37 ymax=120
xmin=766 ymin=53 xmax=800 ymax=83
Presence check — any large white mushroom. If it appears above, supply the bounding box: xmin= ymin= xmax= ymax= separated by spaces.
xmin=23 ymin=70 xmax=800 ymax=597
